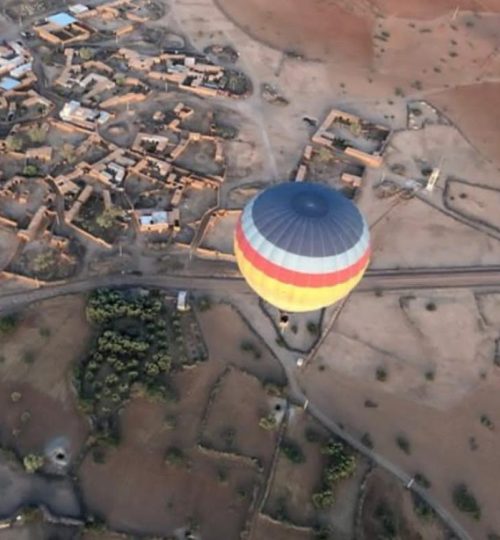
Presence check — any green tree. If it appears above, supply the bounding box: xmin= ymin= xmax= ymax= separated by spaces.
xmin=79 ymin=47 xmax=94 ymax=60
xmin=5 ymin=135 xmax=23 ymax=152
xmin=33 ymin=251 xmax=55 ymax=274
xmin=96 ymin=207 xmax=124 ymax=230
xmin=23 ymin=164 xmax=39 ymax=177
xmin=27 ymin=124 xmax=47 ymax=144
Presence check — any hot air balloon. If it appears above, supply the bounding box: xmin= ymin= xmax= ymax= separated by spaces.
xmin=234 ymin=182 xmax=370 ymax=312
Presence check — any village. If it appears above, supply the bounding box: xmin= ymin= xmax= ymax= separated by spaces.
xmin=1 ymin=0 xmax=500 ymax=540
xmin=0 ymin=0 xmax=400 ymax=287
xmin=0 ymin=0 xmax=254 ymax=284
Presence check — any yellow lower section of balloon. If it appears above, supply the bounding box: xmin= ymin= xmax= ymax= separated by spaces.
xmin=235 ymin=242 xmax=369 ymax=312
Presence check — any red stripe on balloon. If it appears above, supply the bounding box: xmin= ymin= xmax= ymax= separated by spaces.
xmin=235 ymin=219 xmax=370 ymax=288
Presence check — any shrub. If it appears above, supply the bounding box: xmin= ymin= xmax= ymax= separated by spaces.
xmin=361 ymin=432 xmax=374 ymax=449
xmin=27 ymin=125 xmax=47 ymax=143
xmin=240 ymin=340 xmax=261 ymax=359
xmin=414 ymin=472 xmax=431 ymax=489
xmin=480 ymin=414 xmax=494 ymax=430
xmin=220 ymin=426 xmax=236 ymax=449
xmin=281 ymin=439 xmax=305 ymax=463
xmin=306 ymin=321 xmax=319 ymax=335
xmin=425 ymin=302 xmax=437 ymax=312
xmin=364 ymin=399 xmax=378 ymax=408
xmin=216 ymin=467 xmax=228 ymax=483
xmin=425 ymin=370 xmax=435 ymax=381
xmin=23 ymin=164 xmax=39 ymax=177
xmin=453 ymin=484 xmax=481 ymax=520
xmin=23 ymin=453 xmax=44 ymax=473
xmin=10 ymin=392 xmax=22 ymax=403
xmin=259 ymin=414 xmax=277 ymax=431
xmin=305 ymin=427 xmax=322 ymax=443
xmin=375 ymin=501 xmax=397 ymax=538
xmin=321 ymin=440 xmax=357 ymax=482
xmin=5 ymin=135 xmax=23 ymax=152
xmin=412 ymin=492 xmax=435 ymax=521
xmin=312 ymin=489 xmax=335 ymax=509
xmin=197 ymin=296 xmax=211 ymax=311
xmin=376 ymin=367 xmax=388 ymax=381
xmin=0 ymin=314 xmax=19 ymax=335
xmin=165 ymin=446 xmax=186 ymax=466
xmin=92 ymin=446 xmax=107 ymax=464
xmin=275 ymin=336 xmax=286 ymax=347
xmin=313 ymin=526 xmax=332 ymax=540
xmin=79 ymin=47 xmax=94 ymax=60
xmin=39 ymin=327 xmax=51 ymax=338
xmin=396 ymin=435 xmax=411 ymax=455
xmin=22 ymin=350 xmax=35 ymax=364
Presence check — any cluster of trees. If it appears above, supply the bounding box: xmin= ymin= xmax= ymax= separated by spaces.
xmin=86 ymin=289 xmax=163 ymax=325
xmin=76 ymin=289 xmax=174 ymax=434
xmin=312 ymin=439 xmax=357 ymax=509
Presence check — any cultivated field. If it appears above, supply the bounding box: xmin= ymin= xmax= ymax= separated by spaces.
xmin=196 ymin=302 xmax=286 ymax=385
xmin=201 ymin=368 xmax=278 ymax=465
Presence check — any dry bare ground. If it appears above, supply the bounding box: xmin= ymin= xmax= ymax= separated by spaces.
xmin=301 ymin=289 xmax=500 ymax=538
xmin=0 ymin=295 xmax=90 ymax=457
xmin=251 ymin=515 xmax=314 ymax=540
xmin=78 ymin=302 xmax=287 ymax=538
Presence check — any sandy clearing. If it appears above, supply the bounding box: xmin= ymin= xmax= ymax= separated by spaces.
xmin=325 ymin=289 xmax=494 ymax=409
xmin=200 ymin=212 xmax=240 ymax=254
xmin=215 ymin=0 xmax=374 ymax=66
xmin=301 ymin=365 xmax=500 ymax=539
xmin=251 ymin=515 xmax=313 ymax=540
xmin=197 ymin=303 xmax=286 ymax=385
xmin=202 ymin=368 xmax=278 ymax=465
xmin=373 ymin=0 xmax=500 ymax=18
xmin=430 ymin=83 xmax=500 ymax=170
xmin=0 ymin=381 xmax=89 ymax=461
xmin=367 ymin=197 xmax=500 ymax=268
xmin=79 ymin=445 xmax=258 ymax=539
xmin=0 ymin=295 xmax=92 ymax=403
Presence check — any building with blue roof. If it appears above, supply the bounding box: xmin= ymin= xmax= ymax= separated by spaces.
xmin=0 ymin=77 xmax=21 ymax=91
xmin=46 ymin=12 xmax=77 ymax=27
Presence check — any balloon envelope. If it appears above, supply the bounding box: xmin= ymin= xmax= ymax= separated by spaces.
xmin=234 ymin=182 xmax=370 ymax=312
